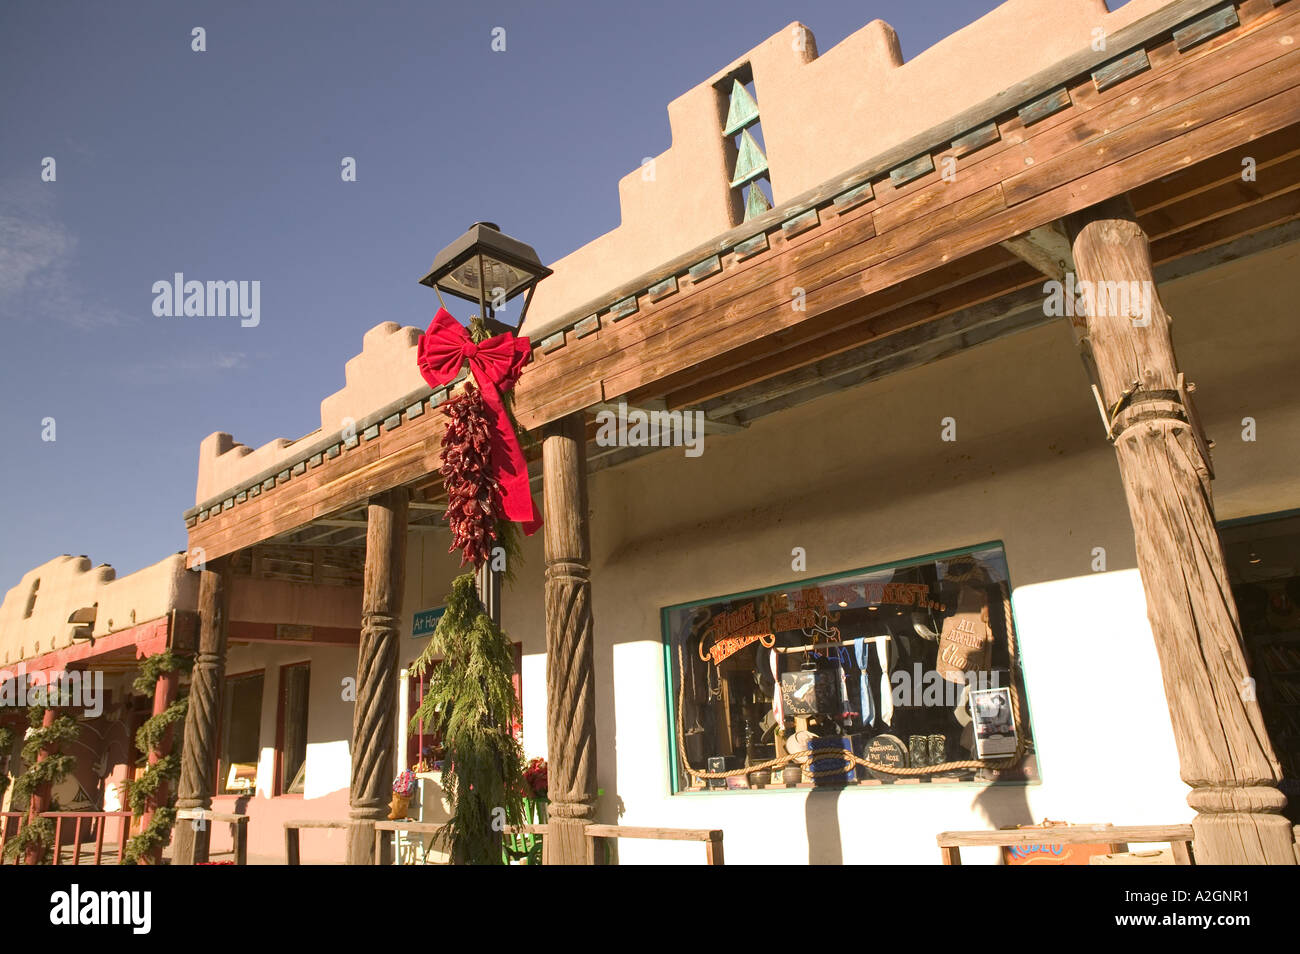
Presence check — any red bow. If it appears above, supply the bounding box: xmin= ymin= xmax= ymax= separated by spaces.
xmin=417 ymin=308 xmax=541 ymax=534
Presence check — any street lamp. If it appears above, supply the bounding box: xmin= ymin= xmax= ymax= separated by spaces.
xmin=419 ymin=222 xmax=552 ymax=331
xmin=419 ymin=223 xmax=551 ymax=625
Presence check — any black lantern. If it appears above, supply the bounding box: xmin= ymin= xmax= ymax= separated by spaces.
xmin=419 ymin=222 xmax=552 ymax=330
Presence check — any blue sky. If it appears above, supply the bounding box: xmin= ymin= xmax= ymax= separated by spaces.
xmin=0 ymin=0 xmax=1111 ymax=589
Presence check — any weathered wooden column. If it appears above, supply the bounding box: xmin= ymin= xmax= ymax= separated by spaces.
xmin=24 ymin=706 xmax=58 ymax=865
xmin=173 ymin=557 xmax=229 ymax=865
xmin=347 ymin=488 xmax=407 ymax=865
xmin=138 ymin=668 xmax=179 ymax=864
xmin=1065 ymin=196 xmax=1294 ymax=864
xmin=542 ymin=411 xmax=597 ymax=865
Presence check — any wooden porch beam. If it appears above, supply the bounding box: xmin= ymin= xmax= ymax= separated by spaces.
xmin=542 ymin=412 xmax=598 ymax=865
xmin=347 ymin=488 xmax=407 ymax=865
xmin=173 ymin=557 xmax=230 ymax=865
xmin=999 ymin=222 xmax=1075 ymax=279
xmin=1065 ymin=195 xmax=1295 ymax=865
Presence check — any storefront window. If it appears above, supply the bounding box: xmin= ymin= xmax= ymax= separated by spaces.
xmin=276 ymin=663 xmax=310 ymax=796
xmin=662 ymin=543 xmax=1036 ymax=792
xmin=218 ymin=672 xmax=264 ymax=795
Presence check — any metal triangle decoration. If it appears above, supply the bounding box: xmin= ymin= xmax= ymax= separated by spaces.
xmin=730 ymin=127 xmax=769 ymax=188
xmin=744 ymin=180 xmax=771 ymax=220
xmin=723 ymin=78 xmax=760 ymax=136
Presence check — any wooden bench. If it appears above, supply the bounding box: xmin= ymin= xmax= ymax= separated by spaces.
xmin=175 ymin=809 xmax=250 ymax=865
xmin=372 ymin=822 xmax=548 ymax=864
xmin=937 ymin=823 xmax=1194 ymax=865
xmin=372 ymin=821 xmax=724 ymax=865
xmin=283 ymin=819 xmax=347 ymax=865
xmin=586 ymin=825 xmax=725 ymax=865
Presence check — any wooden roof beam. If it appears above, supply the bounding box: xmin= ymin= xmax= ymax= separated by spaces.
xmin=999 ymin=222 xmax=1075 ymax=280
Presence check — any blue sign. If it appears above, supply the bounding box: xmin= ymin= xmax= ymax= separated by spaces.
xmin=412 ymin=606 xmax=445 ymax=639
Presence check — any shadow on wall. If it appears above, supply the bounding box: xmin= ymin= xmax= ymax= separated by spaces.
xmin=806 ymin=789 xmax=844 ymax=864
xmin=971 ymin=781 xmax=1034 ymax=856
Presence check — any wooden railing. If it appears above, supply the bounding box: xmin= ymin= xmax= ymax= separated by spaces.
xmin=0 ymin=810 xmax=132 ymax=865
xmin=371 ymin=821 xmax=725 ymax=865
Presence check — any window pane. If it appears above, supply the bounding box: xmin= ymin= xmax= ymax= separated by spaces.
xmin=663 ymin=544 xmax=1036 ymax=792
xmin=280 ymin=665 xmax=310 ymax=795
xmin=219 ymin=673 xmax=264 ymax=795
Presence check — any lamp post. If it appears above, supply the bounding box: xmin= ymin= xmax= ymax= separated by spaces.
xmin=419 ymin=222 xmax=551 ymax=623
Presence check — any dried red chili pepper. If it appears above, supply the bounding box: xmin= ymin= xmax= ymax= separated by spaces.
xmin=440 ymin=383 xmax=504 ymax=568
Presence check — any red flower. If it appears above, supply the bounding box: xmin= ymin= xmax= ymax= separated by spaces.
xmin=523 ymin=757 xmax=548 ymax=798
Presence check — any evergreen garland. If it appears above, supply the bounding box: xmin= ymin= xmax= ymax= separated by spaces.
xmin=409 ymin=572 xmax=526 ymax=865
xmin=122 ymin=649 xmax=192 ymax=865
xmin=3 ymin=705 xmax=78 ymax=863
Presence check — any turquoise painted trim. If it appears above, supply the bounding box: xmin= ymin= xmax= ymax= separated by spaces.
xmin=661 ymin=604 xmax=682 ymax=795
xmin=660 ymin=539 xmax=1038 ymax=796
xmin=1218 ymin=506 xmax=1300 ymax=529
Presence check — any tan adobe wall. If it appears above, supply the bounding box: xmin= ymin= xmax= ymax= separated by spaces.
xmin=0 ymin=553 xmax=197 ymax=665
xmin=194 ymin=321 xmax=426 ymax=505
xmin=522 ymin=0 xmax=1178 ymax=334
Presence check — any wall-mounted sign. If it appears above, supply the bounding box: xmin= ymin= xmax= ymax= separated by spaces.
xmin=275 ymin=624 xmax=313 ymax=641
xmin=412 ymin=606 xmax=446 ymax=639
xmin=700 ymin=630 xmax=774 ymax=666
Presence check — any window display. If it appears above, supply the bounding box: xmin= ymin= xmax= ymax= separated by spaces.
xmin=662 ymin=544 xmax=1036 ymax=791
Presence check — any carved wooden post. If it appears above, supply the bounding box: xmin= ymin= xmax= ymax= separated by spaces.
xmin=24 ymin=706 xmax=57 ymax=865
xmin=347 ymin=488 xmax=407 ymax=865
xmin=542 ymin=411 xmax=597 ymax=865
xmin=1065 ymin=197 xmax=1294 ymax=864
xmin=173 ymin=557 xmax=229 ymax=865
xmin=137 ymin=668 xmax=179 ymax=864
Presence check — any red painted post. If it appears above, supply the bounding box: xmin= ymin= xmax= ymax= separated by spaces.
xmin=24 ymin=707 xmax=57 ymax=865
xmin=137 ymin=670 xmax=179 ymax=864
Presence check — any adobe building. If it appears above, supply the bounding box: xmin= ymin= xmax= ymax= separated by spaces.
xmin=5 ymin=0 xmax=1300 ymax=865
xmin=0 ymin=554 xmax=198 ymax=858
xmin=174 ymin=0 xmax=1300 ymax=864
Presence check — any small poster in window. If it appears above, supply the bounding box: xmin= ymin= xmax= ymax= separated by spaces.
xmin=969 ymin=686 xmax=1017 ymax=759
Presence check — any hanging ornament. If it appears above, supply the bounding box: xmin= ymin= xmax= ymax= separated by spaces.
xmin=417 ymin=307 xmax=542 ymax=568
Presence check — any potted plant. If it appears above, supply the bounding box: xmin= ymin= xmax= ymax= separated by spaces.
xmin=389 ymin=770 xmax=417 ymax=820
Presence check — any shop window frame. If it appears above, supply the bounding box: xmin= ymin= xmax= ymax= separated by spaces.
xmin=273 ymin=660 xmax=311 ymax=798
xmin=659 ymin=539 xmax=1037 ymax=795
xmin=214 ymin=668 xmax=266 ymax=798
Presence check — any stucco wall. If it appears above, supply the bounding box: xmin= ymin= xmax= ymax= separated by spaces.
xmin=0 ymin=552 xmax=196 ymax=666
xmin=523 ymin=0 xmax=1183 ymax=332
xmin=206 ymin=641 xmax=357 ymax=863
